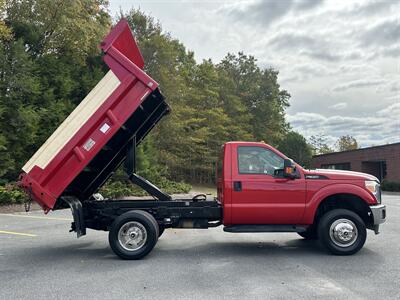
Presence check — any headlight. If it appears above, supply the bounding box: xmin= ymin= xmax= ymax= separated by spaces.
xmin=365 ymin=180 xmax=381 ymax=203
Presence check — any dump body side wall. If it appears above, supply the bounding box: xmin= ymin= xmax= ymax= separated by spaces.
xmin=19 ymin=20 xmax=164 ymax=211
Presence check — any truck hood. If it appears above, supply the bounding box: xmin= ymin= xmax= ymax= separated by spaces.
xmin=304 ymin=169 xmax=379 ymax=182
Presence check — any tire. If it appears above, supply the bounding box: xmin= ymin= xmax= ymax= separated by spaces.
xmin=318 ymin=209 xmax=366 ymax=255
xmin=298 ymin=227 xmax=318 ymax=240
xmin=135 ymin=210 xmax=160 ymax=239
xmin=109 ymin=210 xmax=158 ymax=260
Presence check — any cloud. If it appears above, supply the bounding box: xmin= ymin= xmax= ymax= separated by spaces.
xmin=300 ymin=49 xmax=343 ymax=62
xmin=345 ymin=0 xmax=398 ymax=17
xmin=332 ymin=78 xmax=386 ymax=92
xmin=288 ymin=103 xmax=400 ymax=147
xmin=269 ymin=32 xmax=317 ymax=49
xmin=267 ymin=32 xmax=365 ymax=62
xmin=382 ymin=45 xmax=400 ymax=58
xmin=225 ymin=0 xmax=324 ymax=27
xmin=268 ymin=32 xmax=341 ymax=62
xmin=376 ymin=102 xmax=400 ymax=118
xmin=360 ymin=18 xmax=400 ymax=47
xmin=329 ymin=102 xmax=348 ymax=110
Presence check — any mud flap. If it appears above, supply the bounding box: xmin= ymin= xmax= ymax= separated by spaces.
xmin=63 ymin=197 xmax=86 ymax=237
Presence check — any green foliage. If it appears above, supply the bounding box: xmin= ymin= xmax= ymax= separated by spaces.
xmin=381 ymin=180 xmax=400 ymax=192
xmin=0 ymin=183 xmax=27 ymax=205
xmin=0 ymin=0 xmax=12 ymax=41
xmin=335 ymin=135 xmax=358 ymax=152
xmin=5 ymin=0 xmax=110 ymax=61
xmin=100 ymin=173 xmax=191 ymax=199
xmin=277 ymin=131 xmax=313 ymax=168
xmin=0 ymin=0 xmax=110 ymax=181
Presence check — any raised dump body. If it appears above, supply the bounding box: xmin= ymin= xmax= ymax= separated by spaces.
xmin=19 ymin=20 xmax=170 ymax=212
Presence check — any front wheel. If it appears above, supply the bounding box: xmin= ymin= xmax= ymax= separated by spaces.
xmin=109 ymin=210 xmax=159 ymax=260
xmin=318 ymin=209 xmax=366 ymax=255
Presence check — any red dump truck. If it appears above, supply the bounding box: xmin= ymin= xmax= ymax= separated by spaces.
xmin=19 ymin=20 xmax=386 ymax=260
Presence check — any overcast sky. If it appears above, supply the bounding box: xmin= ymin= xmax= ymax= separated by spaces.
xmin=109 ymin=0 xmax=399 ymax=147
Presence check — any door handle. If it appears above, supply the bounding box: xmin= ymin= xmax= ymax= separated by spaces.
xmin=234 ymin=181 xmax=242 ymax=192
xmin=274 ymin=178 xmax=290 ymax=183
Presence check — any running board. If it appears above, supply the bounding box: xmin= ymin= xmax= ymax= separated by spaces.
xmin=223 ymin=224 xmax=308 ymax=233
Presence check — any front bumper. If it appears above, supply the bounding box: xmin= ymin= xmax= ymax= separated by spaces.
xmin=370 ymin=204 xmax=386 ymax=234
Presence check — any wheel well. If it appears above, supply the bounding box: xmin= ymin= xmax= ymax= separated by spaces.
xmin=314 ymin=194 xmax=373 ymax=228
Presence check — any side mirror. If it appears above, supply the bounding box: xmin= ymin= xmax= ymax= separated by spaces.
xmin=283 ymin=159 xmax=296 ymax=179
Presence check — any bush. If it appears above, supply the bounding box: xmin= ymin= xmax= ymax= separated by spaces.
xmin=0 ymin=183 xmax=28 ymax=205
xmin=0 ymin=178 xmax=191 ymax=205
xmin=100 ymin=178 xmax=191 ymax=199
xmin=381 ymin=180 xmax=400 ymax=192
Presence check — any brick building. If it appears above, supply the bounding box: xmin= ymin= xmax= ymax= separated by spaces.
xmin=311 ymin=142 xmax=400 ymax=183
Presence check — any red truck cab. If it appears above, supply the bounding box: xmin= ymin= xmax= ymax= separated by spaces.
xmin=218 ymin=141 xmax=386 ymax=255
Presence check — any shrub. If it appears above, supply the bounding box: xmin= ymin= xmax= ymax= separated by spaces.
xmin=381 ymin=180 xmax=400 ymax=192
xmin=100 ymin=179 xmax=191 ymax=199
xmin=0 ymin=183 xmax=28 ymax=205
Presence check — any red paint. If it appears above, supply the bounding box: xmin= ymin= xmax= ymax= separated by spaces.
xmin=219 ymin=142 xmax=379 ymax=226
xmin=18 ymin=19 xmax=155 ymax=211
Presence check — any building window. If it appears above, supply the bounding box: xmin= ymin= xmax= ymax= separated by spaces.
xmin=320 ymin=163 xmax=351 ymax=170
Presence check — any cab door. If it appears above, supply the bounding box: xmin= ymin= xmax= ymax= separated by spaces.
xmin=230 ymin=144 xmax=306 ymax=224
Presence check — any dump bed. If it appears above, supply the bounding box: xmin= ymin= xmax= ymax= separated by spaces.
xmin=19 ymin=20 xmax=170 ymax=212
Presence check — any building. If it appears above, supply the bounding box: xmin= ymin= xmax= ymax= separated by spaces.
xmin=311 ymin=142 xmax=400 ymax=183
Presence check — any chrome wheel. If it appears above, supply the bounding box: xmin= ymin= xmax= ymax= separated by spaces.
xmin=329 ymin=218 xmax=358 ymax=247
xmin=118 ymin=221 xmax=147 ymax=251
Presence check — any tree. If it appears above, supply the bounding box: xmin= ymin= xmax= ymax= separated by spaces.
xmin=336 ymin=135 xmax=358 ymax=152
xmin=277 ymin=131 xmax=313 ymax=168
xmin=0 ymin=0 xmax=12 ymax=41
xmin=309 ymin=134 xmax=334 ymax=155
xmin=217 ymin=52 xmax=290 ymax=145
xmin=5 ymin=0 xmax=110 ymax=61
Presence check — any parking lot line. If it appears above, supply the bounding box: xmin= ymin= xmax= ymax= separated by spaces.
xmin=0 ymin=230 xmax=37 ymax=237
xmin=0 ymin=213 xmax=72 ymax=221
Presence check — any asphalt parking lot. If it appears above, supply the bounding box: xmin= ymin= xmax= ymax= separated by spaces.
xmin=1 ymin=193 xmax=399 ymax=300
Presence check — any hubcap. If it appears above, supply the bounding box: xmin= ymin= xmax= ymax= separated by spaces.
xmin=118 ymin=221 xmax=147 ymax=251
xmin=329 ymin=218 xmax=358 ymax=247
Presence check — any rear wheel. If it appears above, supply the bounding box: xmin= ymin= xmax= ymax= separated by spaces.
xmin=109 ymin=210 xmax=158 ymax=260
xmin=318 ymin=209 xmax=366 ymax=255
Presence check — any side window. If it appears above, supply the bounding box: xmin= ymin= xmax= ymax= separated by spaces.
xmin=238 ymin=146 xmax=284 ymax=176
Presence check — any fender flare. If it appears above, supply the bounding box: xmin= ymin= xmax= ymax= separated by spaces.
xmin=302 ymin=183 xmax=376 ymax=224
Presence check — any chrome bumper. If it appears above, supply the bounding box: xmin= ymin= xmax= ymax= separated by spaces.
xmin=370 ymin=204 xmax=386 ymax=234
